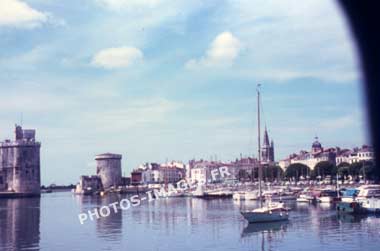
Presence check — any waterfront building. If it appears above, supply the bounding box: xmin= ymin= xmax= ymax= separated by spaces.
xmin=160 ymin=162 xmax=185 ymax=183
xmin=229 ymin=157 xmax=259 ymax=180
xmin=95 ymin=153 xmax=122 ymax=189
xmin=188 ymin=157 xmax=259 ymax=184
xmin=131 ymin=170 xmax=143 ymax=185
xmin=335 ymin=145 xmax=374 ymax=165
xmin=0 ymin=125 xmax=41 ymax=196
xmin=134 ymin=161 xmax=185 ymax=184
xmin=279 ymin=137 xmax=374 ymax=171
xmin=189 ymin=160 xmax=225 ymax=184
xmin=75 ymin=152 xmax=125 ymax=193
xmin=136 ymin=163 xmax=161 ymax=184
xmin=75 ymin=175 xmax=103 ymax=193
xmin=279 ymin=137 xmax=336 ymax=171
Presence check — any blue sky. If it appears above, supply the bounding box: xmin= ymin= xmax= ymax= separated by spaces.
xmin=0 ymin=0 xmax=369 ymax=185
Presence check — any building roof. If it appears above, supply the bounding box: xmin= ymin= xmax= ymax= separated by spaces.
xmin=95 ymin=153 xmax=122 ymax=160
xmin=312 ymin=137 xmax=322 ymax=149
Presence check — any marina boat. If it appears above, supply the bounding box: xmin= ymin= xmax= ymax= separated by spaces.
xmin=337 ymin=198 xmax=380 ymax=214
xmin=340 ymin=188 xmax=359 ymax=203
xmin=233 ymin=191 xmax=260 ymax=200
xmin=296 ymin=193 xmax=316 ymax=203
xmin=268 ymin=191 xmax=298 ymax=201
xmin=355 ymin=185 xmax=380 ymax=202
xmin=361 ymin=198 xmax=380 ymax=213
xmin=241 ymin=198 xmax=289 ymax=223
xmin=204 ymin=189 xmax=233 ymax=198
xmin=240 ymin=85 xmax=290 ymax=224
xmin=317 ymin=189 xmax=339 ymax=203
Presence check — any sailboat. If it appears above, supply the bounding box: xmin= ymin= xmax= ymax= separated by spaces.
xmin=240 ymin=84 xmax=290 ymax=223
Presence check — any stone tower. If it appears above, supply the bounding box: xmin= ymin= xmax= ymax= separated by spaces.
xmin=0 ymin=125 xmax=41 ymax=195
xmin=261 ymin=127 xmax=275 ymax=164
xmin=95 ymin=153 xmax=122 ymax=189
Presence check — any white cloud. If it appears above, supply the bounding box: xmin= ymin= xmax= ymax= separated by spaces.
xmin=186 ymin=31 xmax=242 ymax=69
xmin=319 ymin=114 xmax=358 ymax=131
xmin=0 ymin=0 xmax=47 ymax=28
xmin=92 ymin=46 xmax=143 ymax=69
xmin=215 ymin=0 xmax=359 ymax=83
xmin=97 ymin=0 xmax=164 ymax=10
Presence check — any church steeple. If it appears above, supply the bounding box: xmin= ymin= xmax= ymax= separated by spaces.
xmin=263 ymin=126 xmax=270 ymax=148
xmin=261 ymin=127 xmax=275 ymax=163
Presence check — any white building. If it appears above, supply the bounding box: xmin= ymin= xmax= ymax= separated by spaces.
xmin=136 ymin=162 xmax=185 ymax=184
xmin=336 ymin=145 xmax=374 ymax=165
xmin=189 ymin=160 xmax=226 ymax=184
xmin=188 ymin=158 xmax=256 ymax=184
xmin=279 ymin=137 xmax=336 ymax=171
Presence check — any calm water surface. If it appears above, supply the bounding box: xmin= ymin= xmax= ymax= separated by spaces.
xmin=1 ymin=191 xmax=380 ymax=251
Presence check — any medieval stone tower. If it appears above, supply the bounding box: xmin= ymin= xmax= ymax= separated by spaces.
xmin=95 ymin=153 xmax=122 ymax=189
xmin=0 ymin=125 xmax=41 ymax=195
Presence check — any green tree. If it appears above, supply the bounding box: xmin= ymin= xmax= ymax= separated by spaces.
xmin=313 ymin=161 xmax=336 ymax=178
xmin=264 ymin=165 xmax=284 ymax=181
xmin=349 ymin=162 xmax=362 ymax=177
xmin=285 ymin=163 xmax=310 ymax=180
xmin=337 ymin=162 xmax=350 ymax=179
xmin=359 ymin=161 xmax=376 ymax=180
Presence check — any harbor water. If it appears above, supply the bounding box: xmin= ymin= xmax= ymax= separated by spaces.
xmin=1 ymin=191 xmax=380 ymax=251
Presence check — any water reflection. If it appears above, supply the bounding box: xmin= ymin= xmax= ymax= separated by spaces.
xmin=76 ymin=194 xmax=123 ymax=241
xmin=128 ymin=197 xmax=239 ymax=240
xmin=242 ymin=221 xmax=288 ymax=237
xmin=241 ymin=221 xmax=288 ymax=251
xmin=2 ymin=193 xmax=380 ymax=251
xmin=0 ymin=198 xmax=40 ymax=251
xmin=336 ymin=213 xmax=371 ymax=223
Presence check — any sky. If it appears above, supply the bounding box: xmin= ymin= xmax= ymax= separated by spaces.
xmin=0 ymin=0 xmax=369 ymax=185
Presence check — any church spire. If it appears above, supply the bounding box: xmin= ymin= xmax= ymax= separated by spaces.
xmin=263 ymin=126 xmax=270 ymax=147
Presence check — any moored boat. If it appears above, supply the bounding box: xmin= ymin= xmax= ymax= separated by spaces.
xmin=355 ymin=185 xmax=380 ymax=202
xmin=361 ymin=198 xmax=380 ymax=213
xmin=317 ymin=189 xmax=340 ymax=203
xmin=233 ymin=191 xmax=260 ymax=200
xmin=340 ymin=188 xmax=359 ymax=203
xmin=240 ymin=85 xmax=290 ymax=224
xmin=241 ymin=199 xmax=289 ymax=223
xmin=297 ymin=193 xmax=316 ymax=203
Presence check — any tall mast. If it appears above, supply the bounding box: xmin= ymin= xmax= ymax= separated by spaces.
xmin=257 ymin=84 xmax=262 ymax=207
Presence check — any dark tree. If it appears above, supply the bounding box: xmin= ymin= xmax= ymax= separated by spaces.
xmin=349 ymin=162 xmax=362 ymax=177
xmin=285 ymin=163 xmax=310 ymax=180
xmin=359 ymin=161 xmax=376 ymax=180
xmin=264 ymin=165 xmax=284 ymax=181
xmin=237 ymin=169 xmax=250 ymax=181
xmin=313 ymin=161 xmax=336 ymax=178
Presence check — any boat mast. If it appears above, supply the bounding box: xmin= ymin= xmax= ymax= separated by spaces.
xmin=257 ymin=84 xmax=262 ymax=207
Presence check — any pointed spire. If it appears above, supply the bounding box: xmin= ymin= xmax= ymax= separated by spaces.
xmin=263 ymin=126 xmax=270 ymax=147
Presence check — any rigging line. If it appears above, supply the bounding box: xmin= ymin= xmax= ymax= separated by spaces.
xmin=247 ymin=89 xmax=257 ymax=158
xmin=260 ymin=89 xmax=267 ymax=132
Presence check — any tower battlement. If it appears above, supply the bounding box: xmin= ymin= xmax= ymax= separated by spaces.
xmin=0 ymin=125 xmax=41 ymax=197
